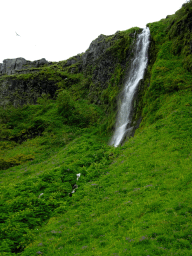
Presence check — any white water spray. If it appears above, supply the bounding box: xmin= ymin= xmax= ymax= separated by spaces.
xmin=110 ymin=27 xmax=150 ymax=147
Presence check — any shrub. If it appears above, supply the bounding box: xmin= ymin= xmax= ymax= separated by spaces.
xmin=0 ymin=154 xmax=34 ymax=171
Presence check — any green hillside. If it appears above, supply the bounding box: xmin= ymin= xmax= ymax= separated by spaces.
xmin=0 ymin=1 xmax=192 ymax=255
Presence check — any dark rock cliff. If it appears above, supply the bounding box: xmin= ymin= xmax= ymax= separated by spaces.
xmin=0 ymin=58 xmax=55 ymax=107
xmin=0 ymin=58 xmax=50 ymax=75
xmin=0 ymin=27 xmax=146 ymax=140
xmin=0 ymin=27 xmax=141 ymax=108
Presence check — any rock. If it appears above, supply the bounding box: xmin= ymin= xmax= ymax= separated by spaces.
xmin=0 ymin=58 xmax=27 ymax=75
xmin=0 ymin=28 xmax=144 ymax=141
xmin=82 ymin=34 xmax=110 ymax=66
xmin=0 ymin=74 xmax=57 ymax=107
xmin=34 ymin=58 xmax=48 ymax=67
xmin=62 ymin=54 xmax=82 ymax=68
xmin=0 ymin=57 xmax=49 ymax=76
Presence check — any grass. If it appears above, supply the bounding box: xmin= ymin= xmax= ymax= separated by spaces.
xmin=1 ymin=88 xmax=191 ymax=255
xmin=14 ymin=90 xmax=192 ymax=256
xmin=0 ymin=96 xmax=118 ymax=254
xmin=1 ymin=2 xmax=192 ymax=255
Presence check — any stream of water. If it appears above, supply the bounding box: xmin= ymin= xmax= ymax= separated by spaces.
xmin=110 ymin=27 xmax=150 ymax=147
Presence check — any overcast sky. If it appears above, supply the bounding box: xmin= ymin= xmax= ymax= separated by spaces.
xmin=0 ymin=0 xmax=187 ymax=63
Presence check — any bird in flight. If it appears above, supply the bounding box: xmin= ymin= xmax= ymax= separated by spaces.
xmin=15 ymin=32 xmax=21 ymax=37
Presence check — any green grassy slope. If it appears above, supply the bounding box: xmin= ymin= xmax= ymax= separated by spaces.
xmin=1 ymin=1 xmax=192 ymax=255
xmin=22 ymin=92 xmax=192 ymax=256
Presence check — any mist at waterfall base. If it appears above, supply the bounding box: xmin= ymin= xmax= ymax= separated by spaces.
xmin=0 ymin=0 xmax=187 ymax=63
xmin=110 ymin=28 xmax=150 ymax=147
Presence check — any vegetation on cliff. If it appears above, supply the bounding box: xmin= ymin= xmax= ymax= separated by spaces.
xmin=0 ymin=1 xmax=192 ymax=255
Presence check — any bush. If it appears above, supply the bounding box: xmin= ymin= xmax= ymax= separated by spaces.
xmin=57 ymin=89 xmax=99 ymax=127
xmin=0 ymin=154 xmax=34 ymax=170
xmin=57 ymin=90 xmax=74 ymax=119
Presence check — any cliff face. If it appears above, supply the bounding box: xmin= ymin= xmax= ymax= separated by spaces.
xmin=1 ymin=1 xmax=192 ymax=140
xmin=0 ymin=58 xmax=50 ymax=75
xmin=0 ymin=58 xmax=55 ymax=107
xmin=0 ymin=27 xmax=142 ymax=134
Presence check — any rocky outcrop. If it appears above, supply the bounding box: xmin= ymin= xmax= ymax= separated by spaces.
xmin=63 ymin=54 xmax=82 ymax=67
xmin=0 ymin=58 xmax=56 ymax=107
xmin=82 ymin=31 xmax=127 ymax=67
xmin=82 ymin=34 xmax=111 ymax=66
xmin=0 ymin=77 xmax=57 ymax=107
xmin=82 ymin=30 xmax=141 ymax=103
xmin=0 ymin=28 xmax=142 ymax=131
xmin=0 ymin=58 xmax=50 ymax=76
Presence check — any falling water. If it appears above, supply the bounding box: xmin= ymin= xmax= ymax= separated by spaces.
xmin=110 ymin=27 xmax=150 ymax=147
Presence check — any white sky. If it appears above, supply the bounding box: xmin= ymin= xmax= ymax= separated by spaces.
xmin=0 ymin=0 xmax=187 ymax=63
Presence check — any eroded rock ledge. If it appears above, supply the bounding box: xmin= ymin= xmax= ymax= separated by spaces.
xmin=0 ymin=58 xmax=50 ymax=76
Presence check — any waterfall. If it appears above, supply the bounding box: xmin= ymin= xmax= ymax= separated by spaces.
xmin=110 ymin=27 xmax=150 ymax=147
